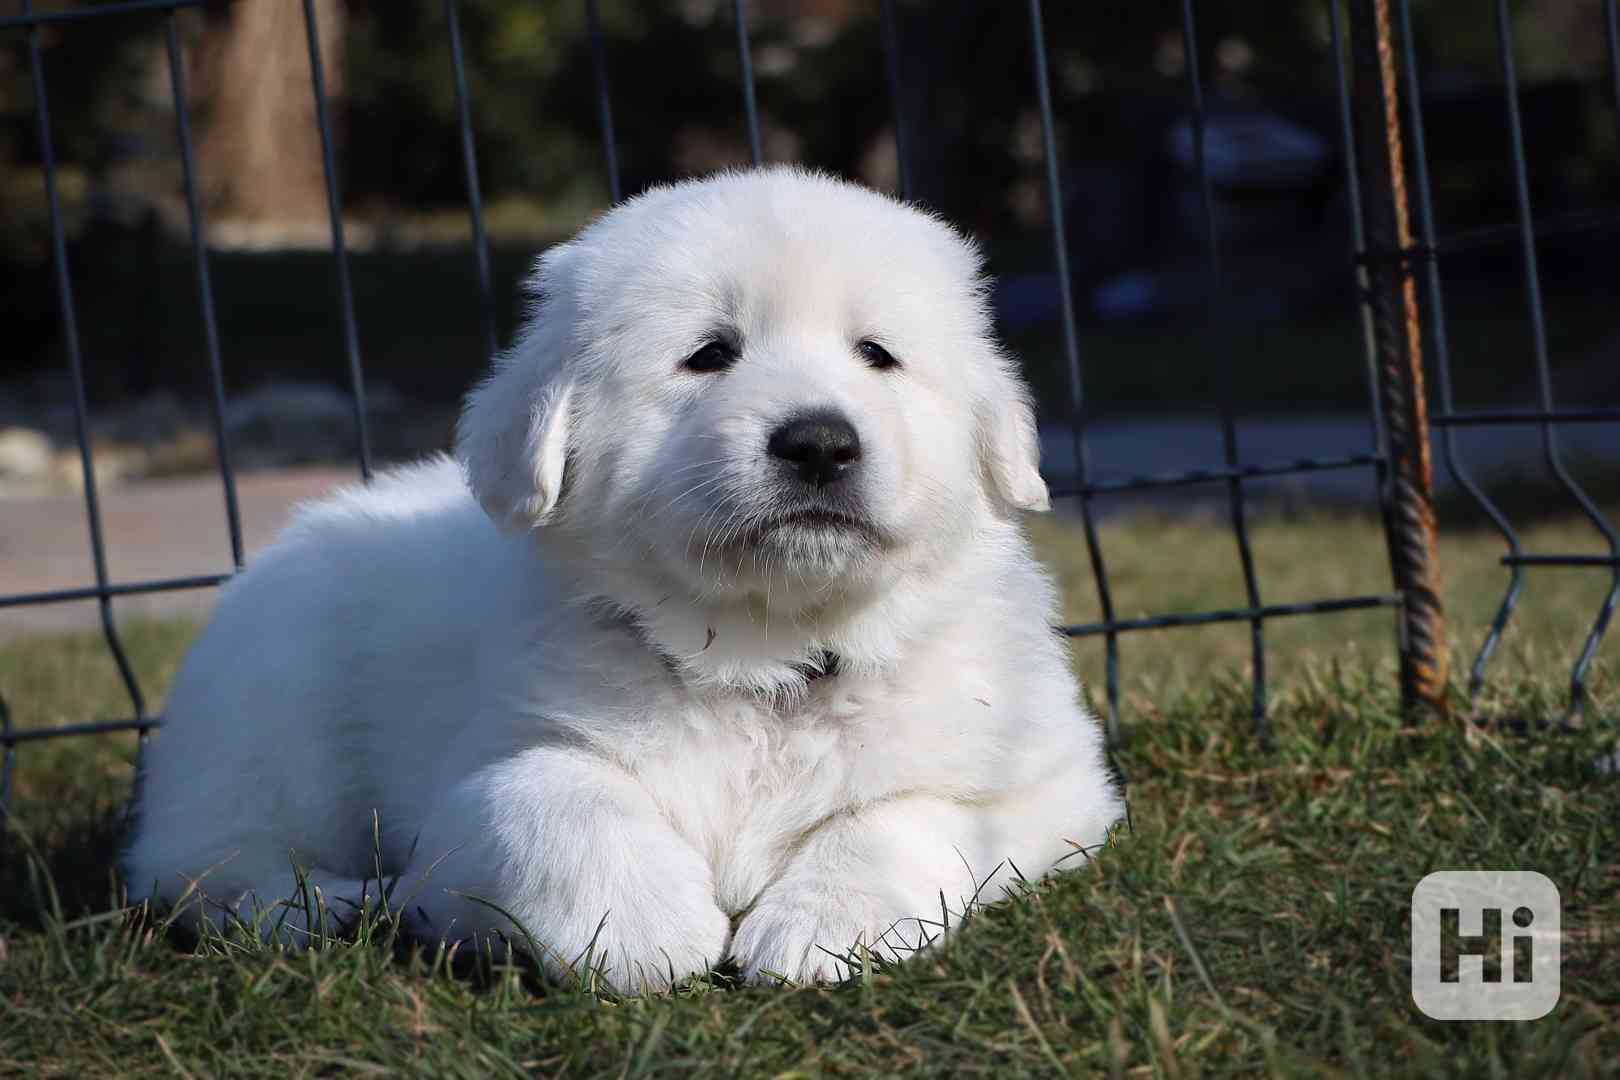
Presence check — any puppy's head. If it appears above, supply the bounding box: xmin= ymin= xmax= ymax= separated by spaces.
xmin=457 ymin=167 xmax=1046 ymax=688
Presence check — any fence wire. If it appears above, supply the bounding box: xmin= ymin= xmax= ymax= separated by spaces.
xmin=1 ymin=0 xmax=1617 ymax=815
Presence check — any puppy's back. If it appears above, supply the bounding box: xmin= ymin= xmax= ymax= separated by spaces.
xmin=123 ymin=456 xmax=530 ymax=905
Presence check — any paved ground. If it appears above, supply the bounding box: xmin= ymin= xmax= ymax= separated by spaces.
xmin=3 ymin=413 xmax=1615 ymax=638
xmin=0 ymin=466 xmax=358 ymax=639
xmin=1037 ymin=413 xmax=1620 ymax=505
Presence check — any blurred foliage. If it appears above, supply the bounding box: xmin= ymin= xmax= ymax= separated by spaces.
xmin=339 ymin=0 xmax=895 ymax=212
xmin=4 ymin=0 xmax=1614 ymax=218
xmin=1 ymin=0 xmax=1616 ymax=404
xmin=0 ymin=4 xmax=156 ymax=176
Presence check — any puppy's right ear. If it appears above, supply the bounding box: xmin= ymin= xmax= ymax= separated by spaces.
xmin=456 ymin=245 xmax=580 ymax=531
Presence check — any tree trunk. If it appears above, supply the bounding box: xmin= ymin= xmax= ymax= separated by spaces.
xmin=194 ymin=0 xmax=344 ymax=223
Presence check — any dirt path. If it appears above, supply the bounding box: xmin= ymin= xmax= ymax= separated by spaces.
xmin=5 ymin=411 xmax=1616 ymax=639
xmin=0 ymin=466 xmax=357 ymax=639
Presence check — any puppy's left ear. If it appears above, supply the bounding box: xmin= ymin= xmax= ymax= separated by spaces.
xmin=978 ymin=356 xmax=1050 ymax=512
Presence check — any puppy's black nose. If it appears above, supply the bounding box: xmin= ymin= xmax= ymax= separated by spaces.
xmin=767 ymin=411 xmax=862 ymax=488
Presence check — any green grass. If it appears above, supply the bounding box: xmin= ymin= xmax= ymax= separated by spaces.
xmin=1 ymin=511 xmax=1617 ymax=1076
xmin=1044 ymin=502 xmax=1616 ymax=706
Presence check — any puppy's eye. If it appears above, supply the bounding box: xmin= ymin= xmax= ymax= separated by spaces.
xmin=858 ymin=340 xmax=900 ymax=371
xmin=683 ymin=340 xmax=739 ymax=374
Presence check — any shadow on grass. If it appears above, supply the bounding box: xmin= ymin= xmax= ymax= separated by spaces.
xmin=0 ymin=801 xmax=128 ymax=932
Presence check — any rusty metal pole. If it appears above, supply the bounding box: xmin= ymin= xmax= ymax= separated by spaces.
xmin=1347 ymin=0 xmax=1450 ymax=719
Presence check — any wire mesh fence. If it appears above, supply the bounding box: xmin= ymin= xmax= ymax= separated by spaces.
xmin=1 ymin=0 xmax=1616 ymax=814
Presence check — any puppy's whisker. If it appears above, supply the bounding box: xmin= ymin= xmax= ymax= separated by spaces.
xmin=715 ymin=503 xmax=766 ymax=557
xmin=667 ymin=457 xmax=731 ymax=476
xmin=624 ymin=460 xmax=730 ymax=527
xmin=709 ymin=502 xmax=771 ymax=589
xmin=710 ymin=506 xmax=747 ymax=550
xmin=657 ymin=476 xmax=731 ymax=518
xmin=689 ymin=492 xmax=737 ymax=558
xmin=695 ymin=497 xmax=742 ymax=580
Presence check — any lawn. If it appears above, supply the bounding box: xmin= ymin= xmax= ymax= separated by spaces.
xmin=1 ymin=508 xmax=1616 ymax=1076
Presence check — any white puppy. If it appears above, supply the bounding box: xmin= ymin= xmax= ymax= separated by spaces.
xmin=124 ymin=167 xmax=1122 ymax=989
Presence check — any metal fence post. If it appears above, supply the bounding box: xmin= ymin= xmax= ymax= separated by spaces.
xmin=1347 ymin=0 xmax=1450 ymax=719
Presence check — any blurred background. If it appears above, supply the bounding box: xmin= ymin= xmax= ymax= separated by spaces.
xmin=4 ymin=0 xmax=1618 ymax=447
xmin=1 ymin=0 xmax=1617 ymax=666
xmin=0 ymin=0 xmax=1613 ymax=722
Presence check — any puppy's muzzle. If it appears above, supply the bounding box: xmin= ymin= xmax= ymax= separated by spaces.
xmin=767 ymin=409 xmax=862 ymax=489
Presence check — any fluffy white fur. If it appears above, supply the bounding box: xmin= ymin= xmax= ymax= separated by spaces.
xmin=123 ymin=167 xmax=1123 ymax=989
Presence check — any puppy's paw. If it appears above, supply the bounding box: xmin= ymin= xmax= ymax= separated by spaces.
xmin=586 ymin=877 xmax=732 ymax=994
xmin=407 ymin=857 xmax=730 ymax=995
xmin=730 ymin=891 xmax=934 ymax=985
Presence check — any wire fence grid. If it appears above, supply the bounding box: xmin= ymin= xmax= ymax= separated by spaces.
xmin=1 ymin=0 xmax=1617 ymax=814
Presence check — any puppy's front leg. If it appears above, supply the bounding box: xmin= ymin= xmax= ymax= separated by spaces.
xmin=731 ymin=795 xmax=1017 ymax=984
xmin=402 ymin=748 xmax=729 ymax=993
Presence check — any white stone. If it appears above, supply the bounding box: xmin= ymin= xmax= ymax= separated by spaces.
xmin=0 ymin=426 xmax=53 ymax=483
